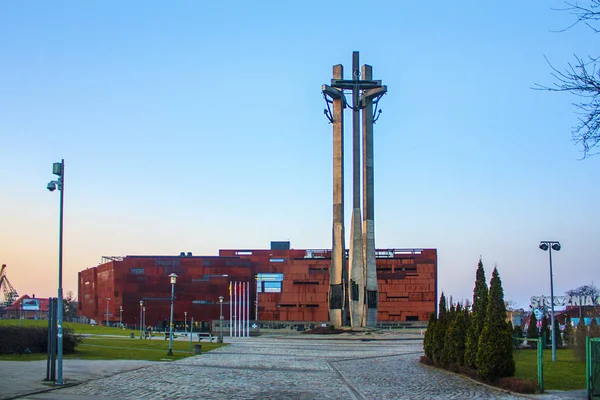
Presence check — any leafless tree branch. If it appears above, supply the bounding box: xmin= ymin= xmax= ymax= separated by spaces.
xmin=535 ymin=1 xmax=600 ymax=158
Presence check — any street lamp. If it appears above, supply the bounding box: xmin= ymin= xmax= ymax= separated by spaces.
xmin=539 ymin=240 xmax=561 ymax=363
xmin=167 ymin=273 xmax=177 ymax=356
xmin=184 ymin=311 xmax=187 ymax=333
xmin=47 ymin=160 xmax=65 ymax=385
xmin=143 ymin=306 xmax=146 ymax=331
xmin=105 ymin=298 xmax=111 ymax=327
xmin=139 ymin=300 xmax=144 ymax=339
xmin=119 ymin=306 xmax=123 ymax=328
xmin=219 ymin=296 xmax=224 ymax=343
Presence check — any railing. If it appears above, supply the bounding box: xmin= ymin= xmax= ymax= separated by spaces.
xmin=587 ymin=337 xmax=600 ymax=399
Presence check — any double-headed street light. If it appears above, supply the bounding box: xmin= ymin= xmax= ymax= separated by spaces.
xmin=139 ymin=300 xmax=144 ymax=339
xmin=219 ymin=296 xmax=224 ymax=343
xmin=167 ymin=273 xmax=177 ymax=356
xmin=184 ymin=311 xmax=188 ymax=333
xmin=105 ymin=297 xmax=111 ymax=327
xmin=47 ymin=160 xmax=65 ymax=385
xmin=539 ymin=240 xmax=561 ymax=363
xmin=119 ymin=306 xmax=123 ymax=328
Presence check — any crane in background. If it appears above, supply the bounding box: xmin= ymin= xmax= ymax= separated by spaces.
xmin=0 ymin=264 xmax=19 ymax=307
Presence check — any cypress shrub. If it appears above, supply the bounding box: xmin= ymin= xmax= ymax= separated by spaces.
xmin=590 ymin=318 xmax=600 ymax=338
xmin=541 ymin=316 xmax=551 ymax=348
xmin=464 ymin=258 xmax=487 ymax=369
xmin=526 ymin=311 xmax=539 ymax=348
xmin=476 ymin=267 xmax=515 ymax=382
xmin=444 ymin=302 xmax=468 ymax=368
xmin=563 ymin=316 xmax=574 ymax=346
xmin=574 ymin=317 xmax=588 ymax=361
xmin=513 ymin=324 xmax=523 ymax=340
xmin=440 ymin=301 xmax=458 ymax=367
xmin=553 ymin=318 xmax=563 ymax=347
xmin=431 ymin=293 xmax=448 ymax=365
xmin=423 ymin=312 xmax=436 ymax=359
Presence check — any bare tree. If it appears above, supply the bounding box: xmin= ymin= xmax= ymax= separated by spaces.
xmin=536 ymin=1 xmax=600 ymax=158
xmin=566 ymin=282 xmax=599 ymax=298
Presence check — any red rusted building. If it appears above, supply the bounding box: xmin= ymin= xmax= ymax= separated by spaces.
xmin=78 ymin=244 xmax=437 ymax=328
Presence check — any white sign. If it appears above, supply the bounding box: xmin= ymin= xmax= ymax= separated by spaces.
xmin=21 ymin=299 xmax=40 ymax=311
xmin=530 ymin=295 xmax=600 ymax=308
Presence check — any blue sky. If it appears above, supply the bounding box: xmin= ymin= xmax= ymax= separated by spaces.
xmin=0 ymin=1 xmax=597 ymax=308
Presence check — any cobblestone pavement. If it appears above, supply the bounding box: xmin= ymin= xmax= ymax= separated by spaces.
xmin=17 ymin=337 xmax=531 ymax=399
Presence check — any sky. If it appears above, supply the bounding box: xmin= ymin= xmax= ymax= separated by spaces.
xmin=0 ymin=1 xmax=598 ymax=309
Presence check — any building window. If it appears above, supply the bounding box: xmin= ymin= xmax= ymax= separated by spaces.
xmin=192 ymin=300 xmax=213 ymax=304
xmin=406 ymin=316 xmax=419 ymax=321
xmin=130 ymin=268 xmax=144 ymax=275
xmin=264 ymin=281 xmax=282 ymax=293
xmin=257 ymin=273 xmax=283 ymax=293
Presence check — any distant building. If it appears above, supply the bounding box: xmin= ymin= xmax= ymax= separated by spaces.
xmin=78 ymin=244 xmax=437 ymax=329
xmin=2 ymin=294 xmax=49 ymax=320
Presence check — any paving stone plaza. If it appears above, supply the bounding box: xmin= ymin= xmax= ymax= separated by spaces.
xmin=6 ymin=333 xmax=544 ymax=400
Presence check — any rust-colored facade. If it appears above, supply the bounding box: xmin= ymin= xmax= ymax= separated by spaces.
xmin=78 ymin=246 xmax=437 ymax=327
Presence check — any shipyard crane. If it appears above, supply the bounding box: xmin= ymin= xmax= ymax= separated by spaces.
xmin=0 ymin=264 xmax=19 ymax=307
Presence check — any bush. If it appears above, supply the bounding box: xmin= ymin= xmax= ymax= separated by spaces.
xmin=419 ymin=355 xmax=434 ymax=365
xmin=0 ymin=326 xmax=81 ymax=355
xmin=496 ymin=377 xmax=539 ymax=394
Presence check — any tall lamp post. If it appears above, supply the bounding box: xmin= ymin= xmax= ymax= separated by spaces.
xmin=539 ymin=240 xmax=561 ymax=363
xmin=143 ymin=306 xmax=146 ymax=331
xmin=219 ymin=296 xmax=224 ymax=343
xmin=47 ymin=160 xmax=65 ymax=385
xmin=167 ymin=273 xmax=177 ymax=356
xmin=119 ymin=306 xmax=123 ymax=328
xmin=184 ymin=311 xmax=187 ymax=333
xmin=105 ymin=297 xmax=111 ymax=327
xmin=139 ymin=300 xmax=143 ymax=339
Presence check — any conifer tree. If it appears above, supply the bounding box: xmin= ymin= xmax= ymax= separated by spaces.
xmin=476 ymin=267 xmax=515 ymax=381
xmin=527 ymin=312 xmax=539 ymax=342
xmin=590 ymin=318 xmax=600 ymax=338
xmin=423 ymin=312 xmax=436 ymax=359
xmin=441 ymin=300 xmax=457 ymax=367
xmin=464 ymin=258 xmax=488 ymax=369
xmin=513 ymin=324 xmax=523 ymax=340
xmin=444 ymin=302 xmax=468 ymax=368
xmin=507 ymin=320 xmax=515 ymax=348
xmin=563 ymin=315 xmax=574 ymax=346
xmin=553 ymin=318 xmax=563 ymax=347
xmin=575 ymin=316 xmax=588 ymax=361
xmin=432 ymin=293 xmax=448 ymax=365
xmin=541 ymin=316 xmax=551 ymax=347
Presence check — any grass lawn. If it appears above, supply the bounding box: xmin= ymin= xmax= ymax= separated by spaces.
xmin=513 ymin=348 xmax=586 ymax=391
xmin=0 ymin=320 xmax=226 ymax=362
xmin=0 ymin=319 xmax=138 ymax=336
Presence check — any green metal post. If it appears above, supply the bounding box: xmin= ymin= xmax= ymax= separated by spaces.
xmin=538 ymin=338 xmax=544 ymax=393
xmin=587 ymin=336 xmax=591 ymax=399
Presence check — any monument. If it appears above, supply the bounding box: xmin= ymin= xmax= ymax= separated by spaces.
xmin=322 ymin=51 xmax=387 ymax=327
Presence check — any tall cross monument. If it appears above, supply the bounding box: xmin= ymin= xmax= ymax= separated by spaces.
xmin=322 ymin=51 xmax=387 ymax=327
